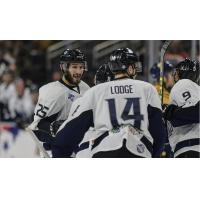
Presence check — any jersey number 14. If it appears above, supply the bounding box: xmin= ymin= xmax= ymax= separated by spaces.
xmin=106 ymin=98 xmax=144 ymax=130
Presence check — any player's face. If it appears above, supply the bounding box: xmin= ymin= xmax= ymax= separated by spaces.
xmin=66 ymin=63 xmax=85 ymax=85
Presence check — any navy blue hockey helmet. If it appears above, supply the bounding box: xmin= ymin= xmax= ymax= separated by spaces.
xmin=60 ymin=49 xmax=87 ymax=70
xmin=109 ymin=48 xmax=142 ymax=73
xmin=150 ymin=61 xmax=173 ymax=80
xmin=174 ymin=58 xmax=199 ymax=84
xmin=95 ymin=63 xmax=114 ymax=85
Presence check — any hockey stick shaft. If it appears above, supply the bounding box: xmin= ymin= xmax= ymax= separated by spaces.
xmin=159 ymin=40 xmax=172 ymax=105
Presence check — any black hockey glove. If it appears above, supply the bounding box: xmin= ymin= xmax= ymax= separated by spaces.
xmin=163 ymin=104 xmax=177 ymax=121
xmin=50 ymin=120 xmax=65 ymax=137
xmin=162 ymin=104 xmax=168 ymax=111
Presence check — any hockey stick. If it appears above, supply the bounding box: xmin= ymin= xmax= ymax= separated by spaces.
xmin=26 ymin=127 xmax=50 ymax=158
xmin=159 ymin=40 xmax=172 ymax=105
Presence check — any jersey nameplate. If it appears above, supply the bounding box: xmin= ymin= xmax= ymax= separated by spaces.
xmin=110 ymin=85 xmax=133 ymax=94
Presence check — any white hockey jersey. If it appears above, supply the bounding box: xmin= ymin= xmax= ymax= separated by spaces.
xmin=54 ymin=78 xmax=166 ymax=158
xmin=167 ymin=79 xmax=200 ymax=157
xmin=28 ymin=79 xmax=89 ymax=157
xmin=29 ymin=80 xmax=90 ymax=131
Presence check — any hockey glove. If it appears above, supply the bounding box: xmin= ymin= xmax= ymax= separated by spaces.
xmin=50 ymin=120 xmax=65 ymax=137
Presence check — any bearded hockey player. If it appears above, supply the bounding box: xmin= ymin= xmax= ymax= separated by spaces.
xmin=28 ymin=49 xmax=90 ymax=157
xmin=164 ymin=58 xmax=200 ymax=158
xmin=52 ymin=48 xmax=166 ymax=158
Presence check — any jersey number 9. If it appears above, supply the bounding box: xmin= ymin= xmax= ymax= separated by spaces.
xmin=182 ymin=91 xmax=191 ymax=101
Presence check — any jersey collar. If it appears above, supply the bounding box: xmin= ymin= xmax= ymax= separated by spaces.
xmin=114 ymin=76 xmax=131 ymax=81
xmin=59 ymin=79 xmax=80 ymax=94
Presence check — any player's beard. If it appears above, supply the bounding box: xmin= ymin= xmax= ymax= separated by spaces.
xmin=64 ymin=71 xmax=81 ymax=86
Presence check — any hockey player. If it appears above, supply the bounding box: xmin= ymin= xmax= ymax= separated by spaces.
xmin=52 ymin=48 xmax=166 ymax=158
xmin=29 ymin=49 xmax=90 ymax=157
xmin=163 ymin=58 xmax=200 ymax=158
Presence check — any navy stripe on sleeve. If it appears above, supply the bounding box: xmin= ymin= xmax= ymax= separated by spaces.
xmin=147 ymin=105 xmax=166 ymax=157
xmin=174 ymin=138 xmax=200 ymax=153
xmin=52 ymin=110 xmax=94 ymax=157
xmin=170 ymin=101 xmax=199 ymax=127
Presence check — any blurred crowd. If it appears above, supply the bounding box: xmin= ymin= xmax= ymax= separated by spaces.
xmin=0 ymin=41 xmax=52 ymax=127
xmin=0 ymin=67 xmax=38 ymax=128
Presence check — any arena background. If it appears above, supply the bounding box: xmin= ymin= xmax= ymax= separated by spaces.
xmin=0 ymin=40 xmax=199 ymax=157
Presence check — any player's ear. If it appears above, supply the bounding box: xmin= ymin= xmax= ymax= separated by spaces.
xmin=127 ymin=65 xmax=136 ymax=76
xmin=127 ymin=65 xmax=132 ymax=74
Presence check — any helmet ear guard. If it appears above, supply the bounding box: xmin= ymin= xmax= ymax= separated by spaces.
xmin=134 ymin=61 xmax=142 ymax=73
xmin=82 ymin=61 xmax=88 ymax=71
